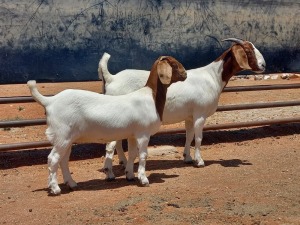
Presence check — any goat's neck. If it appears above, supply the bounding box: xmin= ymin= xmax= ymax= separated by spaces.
xmin=145 ymin=70 xmax=167 ymax=121
xmin=215 ymin=48 xmax=243 ymax=85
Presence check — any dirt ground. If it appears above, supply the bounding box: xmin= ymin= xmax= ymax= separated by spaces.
xmin=0 ymin=77 xmax=300 ymax=225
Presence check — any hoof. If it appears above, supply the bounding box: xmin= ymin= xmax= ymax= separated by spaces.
xmin=183 ymin=157 xmax=194 ymax=164
xmin=195 ymin=160 xmax=205 ymax=168
xmin=126 ymin=177 xmax=135 ymax=182
xmin=184 ymin=159 xmax=194 ymax=164
xmin=139 ymin=180 xmax=149 ymax=187
xmin=140 ymin=182 xmax=149 ymax=187
xmin=65 ymin=180 xmax=78 ymax=189
xmin=183 ymin=154 xmax=193 ymax=164
xmin=105 ymin=177 xmax=116 ymax=182
xmin=49 ymin=187 xmax=61 ymax=196
xmin=138 ymin=176 xmax=149 ymax=187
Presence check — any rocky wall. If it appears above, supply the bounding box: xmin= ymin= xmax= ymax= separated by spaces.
xmin=0 ymin=0 xmax=299 ymax=83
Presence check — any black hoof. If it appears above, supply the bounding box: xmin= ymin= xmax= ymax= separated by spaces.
xmin=106 ymin=177 xmax=116 ymax=182
xmin=184 ymin=160 xmax=194 ymax=164
xmin=126 ymin=177 xmax=135 ymax=182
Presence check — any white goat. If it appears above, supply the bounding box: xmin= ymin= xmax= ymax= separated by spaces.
xmin=99 ymin=38 xmax=266 ymax=179
xmin=27 ymin=56 xmax=187 ymax=195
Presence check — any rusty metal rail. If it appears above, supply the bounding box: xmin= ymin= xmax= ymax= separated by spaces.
xmin=1 ymin=117 xmax=300 ymax=152
xmin=1 ymin=83 xmax=300 ymax=104
xmin=1 ymin=100 xmax=300 ymax=128
xmin=0 ymin=82 xmax=299 ymax=152
xmin=222 ymin=83 xmax=300 ymax=92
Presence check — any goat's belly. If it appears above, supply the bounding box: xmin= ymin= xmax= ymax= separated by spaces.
xmin=162 ymin=108 xmax=191 ymax=125
xmin=75 ymin=122 xmax=161 ymax=144
xmin=75 ymin=127 xmax=134 ymax=144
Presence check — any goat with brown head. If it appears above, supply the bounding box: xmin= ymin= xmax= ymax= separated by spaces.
xmin=217 ymin=38 xmax=266 ymax=83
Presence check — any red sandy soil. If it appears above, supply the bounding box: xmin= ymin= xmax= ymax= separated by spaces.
xmin=0 ymin=77 xmax=300 ymax=224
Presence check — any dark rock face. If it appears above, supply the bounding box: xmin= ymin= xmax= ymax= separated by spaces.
xmin=0 ymin=0 xmax=299 ymax=83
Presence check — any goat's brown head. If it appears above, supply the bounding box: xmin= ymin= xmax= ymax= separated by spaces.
xmin=222 ymin=38 xmax=266 ymax=73
xmin=156 ymin=56 xmax=187 ymax=85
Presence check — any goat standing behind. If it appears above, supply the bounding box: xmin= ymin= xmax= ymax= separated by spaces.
xmin=28 ymin=56 xmax=187 ymax=195
xmin=99 ymin=38 xmax=266 ymax=179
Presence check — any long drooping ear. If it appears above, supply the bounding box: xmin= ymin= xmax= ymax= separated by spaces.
xmin=157 ymin=59 xmax=172 ymax=85
xmin=232 ymin=45 xmax=252 ymax=70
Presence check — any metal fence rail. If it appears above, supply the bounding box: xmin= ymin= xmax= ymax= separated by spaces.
xmin=1 ymin=100 xmax=300 ymax=129
xmin=1 ymin=83 xmax=300 ymax=104
xmin=1 ymin=117 xmax=300 ymax=152
xmin=1 ymin=82 xmax=299 ymax=152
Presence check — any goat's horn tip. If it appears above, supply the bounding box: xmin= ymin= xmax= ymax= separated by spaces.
xmin=222 ymin=38 xmax=245 ymax=44
xmin=159 ymin=56 xmax=168 ymax=60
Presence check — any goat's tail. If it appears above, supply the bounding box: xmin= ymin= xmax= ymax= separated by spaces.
xmin=98 ymin=52 xmax=114 ymax=85
xmin=27 ymin=80 xmax=50 ymax=107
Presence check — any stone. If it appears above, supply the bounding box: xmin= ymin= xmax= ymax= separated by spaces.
xmin=289 ymin=74 xmax=300 ymax=79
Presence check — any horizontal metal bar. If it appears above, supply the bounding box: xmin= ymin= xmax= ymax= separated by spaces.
xmin=0 ymin=119 xmax=46 ymax=128
xmin=1 ymin=117 xmax=299 ymax=152
xmin=1 ymin=100 xmax=300 ymax=128
xmin=157 ymin=117 xmax=300 ymax=135
xmin=222 ymin=83 xmax=300 ymax=92
xmin=0 ymin=95 xmax=51 ymax=104
xmin=0 ymin=141 xmax=52 ymax=151
xmin=0 ymin=96 xmax=36 ymax=104
xmin=1 ymin=83 xmax=300 ymax=104
xmin=217 ymin=100 xmax=300 ymax=111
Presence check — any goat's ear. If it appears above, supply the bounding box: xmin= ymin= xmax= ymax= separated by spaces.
xmin=157 ymin=60 xmax=172 ymax=84
xmin=232 ymin=45 xmax=251 ymax=70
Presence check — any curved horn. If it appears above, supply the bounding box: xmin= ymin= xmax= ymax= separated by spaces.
xmin=159 ymin=56 xmax=168 ymax=61
xmin=222 ymin=38 xmax=245 ymax=45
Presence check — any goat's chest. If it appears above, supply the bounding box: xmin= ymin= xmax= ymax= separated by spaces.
xmin=162 ymin=77 xmax=222 ymax=123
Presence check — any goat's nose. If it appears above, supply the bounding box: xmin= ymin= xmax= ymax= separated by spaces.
xmin=259 ymin=64 xmax=266 ymax=72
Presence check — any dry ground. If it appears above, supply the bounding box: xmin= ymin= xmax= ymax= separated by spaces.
xmin=0 ymin=77 xmax=300 ymax=224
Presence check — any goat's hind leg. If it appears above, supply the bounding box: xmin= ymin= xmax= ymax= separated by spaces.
xmin=193 ymin=116 xmax=206 ymax=167
xmin=48 ymin=146 xmax=65 ymax=195
xmin=60 ymin=146 xmax=77 ymax=189
xmin=125 ymin=138 xmax=138 ymax=181
xmin=115 ymin=140 xmax=127 ymax=167
xmin=102 ymin=141 xmax=116 ymax=181
xmin=183 ymin=119 xmax=194 ymax=163
xmin=137 ymin=136 xmax=150 ymax=186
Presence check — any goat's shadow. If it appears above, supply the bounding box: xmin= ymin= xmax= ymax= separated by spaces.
xmin=33 ymin=157 xmax=252 ymax=195
xmin=33 ymin=172 xmax=179 ymax=195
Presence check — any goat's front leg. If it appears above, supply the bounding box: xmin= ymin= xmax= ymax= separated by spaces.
xmin=115 ymin=140 xmax=127 ymax=167
xmin=137 ymin=136 xmax=150 ymax=186
xmin=102 ymin=141 xmax=116 ymax=180
xmin=125 ymin=138 xmax=138 ymax=181
xmin=183 ymin=119 xmax=194 ymax=163
xmin=59 ymin=146 xmax=77 ymax=188
xmin=193 ymin=116 xmax=206 ymax=167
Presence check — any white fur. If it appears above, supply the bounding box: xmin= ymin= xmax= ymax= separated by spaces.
xmin=100 ymin=40 xmax=266 ymax=174
xmin=27 ymin=56 xmax=186 ymax=195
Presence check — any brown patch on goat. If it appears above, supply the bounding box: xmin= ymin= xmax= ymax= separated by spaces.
xmin=145 ymin=56 xmax=186 ymax=121
xmin=242 ymin=42 xmax=260 ymax=72
xmin=97 ymin=65 xmax=107 ymax=94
